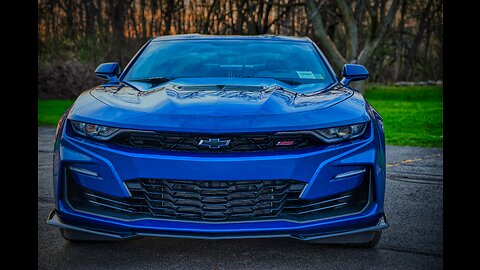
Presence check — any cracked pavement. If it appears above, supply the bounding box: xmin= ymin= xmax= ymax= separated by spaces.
xmin=38 ymin=127 xmax=443 ymax=269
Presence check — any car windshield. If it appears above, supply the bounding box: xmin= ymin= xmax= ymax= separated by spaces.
xmin=122 ymin=39 xmax=336 ymax=87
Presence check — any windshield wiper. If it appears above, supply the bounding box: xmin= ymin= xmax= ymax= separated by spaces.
xmin=128 ymin=77 xmax=175 ymax=87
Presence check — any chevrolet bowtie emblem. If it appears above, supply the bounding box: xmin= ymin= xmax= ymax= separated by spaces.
xmin=198 ymin=138 xmax=231 ymax=149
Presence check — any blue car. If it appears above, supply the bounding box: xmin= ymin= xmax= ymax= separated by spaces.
xmin=47 ymin=34 xmax=388 ymax=247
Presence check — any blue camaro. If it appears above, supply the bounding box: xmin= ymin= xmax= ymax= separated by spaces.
xmin=47 ymin=34 xmax=388 ymax=247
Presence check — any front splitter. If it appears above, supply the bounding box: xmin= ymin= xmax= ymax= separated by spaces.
xmin=47 ymin=209 xmax=388 ymax=243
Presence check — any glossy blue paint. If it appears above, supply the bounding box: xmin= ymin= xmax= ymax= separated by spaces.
xmin=54 ymin=200 xmax=382 ymax=238
xmin=95 ymin=62 xmax=120 ymax=84
xmin=58 ymin=121 xmax=378 ymax=200
xmin=341 ymin=64 xmax=369 ymax=85
xmin=50 ymin=35 xmax=386 ymax=241
xmin=68 ymin=82 xmax=369 ymax=133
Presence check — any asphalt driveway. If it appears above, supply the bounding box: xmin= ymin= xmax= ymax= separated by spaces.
xmin=38 ymin=127 xmax=443 ymax=269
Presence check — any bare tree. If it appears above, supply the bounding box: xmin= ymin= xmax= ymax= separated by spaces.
xmin=306 ymin=0 xmax=400 ymax=78
xmin=38 ymin=0 xmax=442 ymax=84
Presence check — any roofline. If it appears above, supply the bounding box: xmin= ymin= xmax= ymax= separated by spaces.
xmin=151 ymin=34 xmax=312 ymax=43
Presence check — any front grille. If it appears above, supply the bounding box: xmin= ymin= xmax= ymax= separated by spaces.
xmin=67 ymin=174 xmax=372 ymax=222
xmin=124 ymin=180 xmax=306 ymax=221
xmin=108 ymin=131 xmax=322 ymax=152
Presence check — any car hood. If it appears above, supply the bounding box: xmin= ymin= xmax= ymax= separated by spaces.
xmin=69 ymin=78 xmax=371 ymax=133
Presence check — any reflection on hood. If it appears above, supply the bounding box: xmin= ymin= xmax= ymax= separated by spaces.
xmin=90 ymin=82 xmax=353 ymax=116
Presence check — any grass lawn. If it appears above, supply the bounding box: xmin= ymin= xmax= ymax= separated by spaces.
xmin=38 ymin=85 xmax=443 ymax=147
xmin=364 ymin=85 xmax=443 ymax=147
xmin=38 ymin=99 xmax=74 ymax=126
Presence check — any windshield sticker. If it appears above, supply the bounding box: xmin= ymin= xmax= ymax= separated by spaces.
xmin=313 ymin=73 xmax=324 ymax=79
xmin=296 ymin=71 xmax=316 ymax=79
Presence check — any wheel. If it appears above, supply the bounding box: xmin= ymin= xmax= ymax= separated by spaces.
xmin=60 ymin=228 xmax=117 ymax=242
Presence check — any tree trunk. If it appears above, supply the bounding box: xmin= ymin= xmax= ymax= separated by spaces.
xmin=84 ymin=0 xmax=96 ymax=40
xmin=406 ymin=0 xmax=434 ymax=80
xmin=305 ymin=0 xmax=347 ymax=73
xmin=164 ymin=0 xmax=174 ymax=35
xmin=334 ymin=0 xmax=358 ymax=61
xmin=107 ymin=0 xmax=130 ymax=64
xmin=393 ymin=0 xmax=407 ymax=82
xmin=203 ymin=0 xmax=219 ymax=33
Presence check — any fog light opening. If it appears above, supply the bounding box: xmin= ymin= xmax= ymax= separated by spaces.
xmin=69 ymin=165 xmax=100 ymax=178
xmin=334 ymin=168 xmax=366 ymax=180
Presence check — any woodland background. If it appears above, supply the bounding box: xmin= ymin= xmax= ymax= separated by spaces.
xmin=38 ymin=0 xmax=443 ymax=99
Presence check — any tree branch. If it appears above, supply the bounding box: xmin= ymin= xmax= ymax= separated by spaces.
xmin=266 ymin=2 xmax=299 ymax=29
xmin=305 ymin=0 xmax=347 ymax=72
xmin=334 ymin=0 xmax=358 ymax=61
xmin=357 ymin=0 xmax=400 ymax=64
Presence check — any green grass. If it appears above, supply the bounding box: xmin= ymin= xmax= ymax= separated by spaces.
xmin=38 ymin=99 xmax=74 ymax=126
xmin=364 ymin=85 xmax=443 ymax=147
xmin=38 ymin=85 xmax=443 ymax=147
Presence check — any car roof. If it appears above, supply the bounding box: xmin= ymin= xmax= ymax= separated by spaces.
xmin=151 ymin=34 xmax=312 ymax=43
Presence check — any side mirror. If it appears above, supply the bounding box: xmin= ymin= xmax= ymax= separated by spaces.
xmin=95 ymin=62 xmax=120 ymax=83
xmin=340 ymin=64 xmax=369 ymax=85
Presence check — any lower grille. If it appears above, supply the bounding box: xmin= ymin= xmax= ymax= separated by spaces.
xmin=126 ymin=180 xmax=307 ymax=221
xmin=67 ymin=171 xmax=372 ymax=222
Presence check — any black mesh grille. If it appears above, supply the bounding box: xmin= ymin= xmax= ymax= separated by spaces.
xmin=123 ymin=180 xmax=306 ymax=221
xmin=108 ymin=131 xmax=321 ymax=152
xmin=67 ymin=175 xmax=372 ymax=222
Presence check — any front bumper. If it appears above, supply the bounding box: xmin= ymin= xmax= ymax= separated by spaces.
xmin=50 ymin=121 xmax=387 ymax=240
xmin=47 ymin=209 xmax=388 ymax=242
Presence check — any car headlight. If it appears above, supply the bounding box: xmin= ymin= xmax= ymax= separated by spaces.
xmin=70 ymin=120 xmax=120 ymax=140
xmin=315 ymin=122 xmax=368 ymax=143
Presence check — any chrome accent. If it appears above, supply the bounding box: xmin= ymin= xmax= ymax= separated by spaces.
xmin=84 ymin=193 xmax=134 ymax=208
xmin=198 ymin=138 xmax=231 ymax=149
xmin=297 ymin=202 xmax=348 ymax=215
xmin=69 ymin=166 xmax=100 ymax=178
xmin=334 ymin=169 xmax=366 ymax=180
xmin=122 ymin=181 xmax=133 ymax=197
xmin=299 ymin=183 xmax=308 ymax=198
xmin=291 ymin=194 xmax=352 ymax=209
xmin=87 ymin=200 xmax=135 ymax=213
